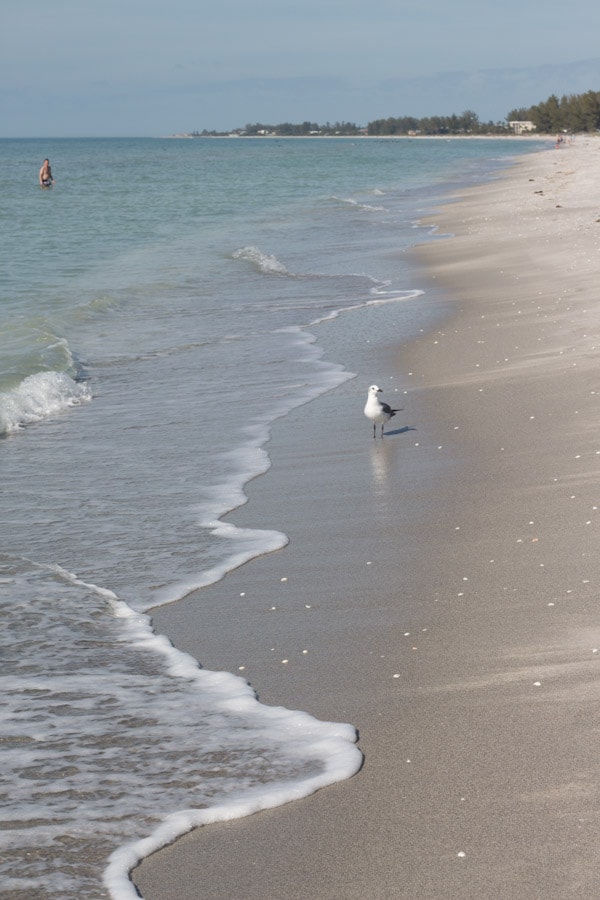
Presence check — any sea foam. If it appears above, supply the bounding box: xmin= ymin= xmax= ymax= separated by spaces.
xmin=0 ymin=371 xmax=91 ymax=435
xmin=232 ymin=246 xmax=291 ymax=275
xmin=0 ymin=559 xmax=362 ymax=899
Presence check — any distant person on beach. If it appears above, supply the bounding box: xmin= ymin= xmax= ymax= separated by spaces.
xmin=39 ymin=159 xmax=54 ymax=187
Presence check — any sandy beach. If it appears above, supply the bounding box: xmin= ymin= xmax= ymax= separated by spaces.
xmin=133 ymin=136 xmax=600 ymax=899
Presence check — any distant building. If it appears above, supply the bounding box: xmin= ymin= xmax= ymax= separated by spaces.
xmin=509 ymin=121 xmax=536 ymax=134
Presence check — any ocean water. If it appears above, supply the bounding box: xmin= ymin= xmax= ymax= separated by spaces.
xmin=0 ymin=136 xmax=545 ymax=898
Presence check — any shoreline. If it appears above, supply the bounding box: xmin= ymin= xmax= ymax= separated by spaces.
xmin=134 ymin=137 xmax=600 ymax=899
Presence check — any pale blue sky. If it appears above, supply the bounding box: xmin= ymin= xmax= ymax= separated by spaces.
xmin=3 ymin=0 xmax=600 ymax=136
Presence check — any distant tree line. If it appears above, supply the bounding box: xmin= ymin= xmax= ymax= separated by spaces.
xmin=366 ymin=110 xmax=509 ymax=135
xmin=243 ymin=120 xmax=363 ymax=136
xmin=507 ymin=90 xmax=600 ymax=133
xmin=193 ymin=121 xmax=364 ymax=136
xmin=190 ymin=90 xmax=600 ymax=137
xmin=195 ymin=114 xmax=505 ymax=137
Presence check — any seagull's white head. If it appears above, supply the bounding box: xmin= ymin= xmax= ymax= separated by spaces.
xmin=368 ymin=384 xmax=382 ymax=394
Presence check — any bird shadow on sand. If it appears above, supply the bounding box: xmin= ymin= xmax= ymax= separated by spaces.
xmin=383 ymin=425 xmax=417 ymax=437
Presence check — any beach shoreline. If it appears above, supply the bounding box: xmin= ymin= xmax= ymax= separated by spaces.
xmin=133 ymin=137 xmax=600 ymax=899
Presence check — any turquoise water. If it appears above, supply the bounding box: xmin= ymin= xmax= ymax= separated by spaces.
xmin=0 ymin=136 xmax=546 ymax=898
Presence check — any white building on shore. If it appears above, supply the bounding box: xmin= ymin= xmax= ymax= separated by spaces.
xmin=509 ymin=120 xmax=536 ymax=134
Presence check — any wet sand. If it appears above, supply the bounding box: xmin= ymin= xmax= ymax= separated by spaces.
xmin=133 ymin=136 xmax=600 ymax=899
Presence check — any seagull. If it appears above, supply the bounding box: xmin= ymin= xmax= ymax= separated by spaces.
xmin=364 ymin=384 xmax=400 ymax=438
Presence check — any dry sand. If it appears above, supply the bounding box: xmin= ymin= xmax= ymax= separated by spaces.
xmin=133 ymin=136 xmax=600 ymax=899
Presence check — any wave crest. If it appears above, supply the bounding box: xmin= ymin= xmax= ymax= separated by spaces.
xmin=232 ymin=246 xmax=290 ymax=275
xmin=0 ymin=372 xmax=91 ymax=435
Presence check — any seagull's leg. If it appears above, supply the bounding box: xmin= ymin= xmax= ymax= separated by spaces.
xmin=373 ymin=422 xmax=376 ymax=439
xmin=381 ymin=424 xmax=385 ymax=438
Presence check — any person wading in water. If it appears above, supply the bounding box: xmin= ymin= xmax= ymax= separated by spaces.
xmin=39 ymin=159 xmax=55 ymax=187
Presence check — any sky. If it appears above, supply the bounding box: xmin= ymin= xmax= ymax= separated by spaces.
xmin=3 ymin=0 xmax=600 ymax=136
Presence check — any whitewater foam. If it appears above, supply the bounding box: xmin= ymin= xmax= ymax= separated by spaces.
xmin=0 ymin=558 xmax=362 ymax=899
xmin=0 ymin=371 xmax=91 ymax=435
xmin=232 ymin=246 xmax=290 ymax=275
